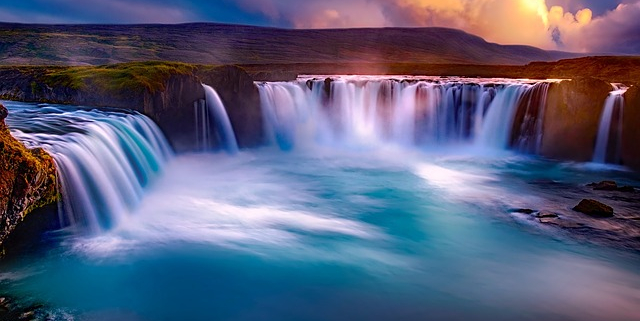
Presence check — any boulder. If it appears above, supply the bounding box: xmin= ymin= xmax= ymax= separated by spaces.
xmin=541 ymin=78 xmax=612 ymax=161
xmin=573 ymin=199 xmax=614 ymax=218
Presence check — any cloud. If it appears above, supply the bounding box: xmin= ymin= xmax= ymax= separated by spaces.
xmin=368 ymin=0 xmax=640 ymax=53
xmin=55 ymin=0 xmax=196 ymax=23
xmin=1 ymin=0 xmax=639 ymax=53
xmin=0 ymin=0 xmax=197 ymax=24
xmin=574 ymin=2 xmax=640 ymax=53
xmin=227 ymin=0 xmax=386 ymax=28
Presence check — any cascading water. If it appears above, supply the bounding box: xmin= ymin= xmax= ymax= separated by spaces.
xmin=4 ymin=102 xmax=173 ymax=232
xmin=593 ymin=85 xmax=627 ymax=164
xmin=257 ymin=76 xmax=555 ymax=152
xmin=202 ymin=84 xmax=239 ymax=153
xmin=510 ymin=83 xmax=551 ymax=154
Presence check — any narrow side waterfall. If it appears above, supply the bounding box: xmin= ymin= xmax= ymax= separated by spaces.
xmin=202 ymin=84 xmax=239 ymax=153
xmin=5 ymin=103 xmax=173 ymax=233
xmin=593 ymin=85 xmax=627 ymax=164
xmin=257 ymin=76 xmax=554 ymax=151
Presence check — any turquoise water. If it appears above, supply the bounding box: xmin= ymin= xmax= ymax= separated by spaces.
xmin=2 ymin=148 xmax=640 ymax=321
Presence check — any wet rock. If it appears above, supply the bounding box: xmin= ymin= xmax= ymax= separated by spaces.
xmin=510 ymin=208 xmax=536 ymax=214
xmin=538 ymin=217 xmax=583 ymax=228
xmin=618 ymin=186 xmax=636 ymax=193
xmin=0 ymin=103 xmax=7 ymax=120
xmin=573 ymin=199 xmax=614 ymax=218
xmin=536 ymin=211 xmax=559 ymax=218
xmin=587 ymin=181 xmax=636 ymax=193
xmin=588 ymin=180 xmax=618 ymax=191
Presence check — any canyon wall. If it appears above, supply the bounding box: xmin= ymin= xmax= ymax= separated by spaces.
xmin=622 ymin=85 xmax=640 ymax=170
xmin=0 ymin=64 xmax=264 ymax=152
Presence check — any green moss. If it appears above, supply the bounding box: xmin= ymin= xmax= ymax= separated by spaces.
xmin=42 ymin=61 xmax=196 ymax=93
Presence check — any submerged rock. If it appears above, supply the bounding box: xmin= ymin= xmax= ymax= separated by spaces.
xmin=573 ymin=199 xmax=614 ymax=218
xmin=588 ymin=181 xmax=636 ymax=192
xmin=618 ymin=186 xmax=636 ymax=193
xmin=588 ymin=180 xmax=618 ymax=191
xmin=510 ymin=208 xmax=536 ymax=214
xmin=539 ymin=217 xmax=583 ymax=228
xmin=536 ymin=211 xmax=559 ymax=218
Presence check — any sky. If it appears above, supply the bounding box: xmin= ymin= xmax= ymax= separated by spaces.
xmin=0 ymin=0 xmax=639 ymax=54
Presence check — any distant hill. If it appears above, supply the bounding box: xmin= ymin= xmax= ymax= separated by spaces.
xmin=0 ymin=22 xmax=581 ymax=66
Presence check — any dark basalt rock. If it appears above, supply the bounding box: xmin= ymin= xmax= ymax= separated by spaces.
xmin=573 ymin=199 xmax=614 ymax=218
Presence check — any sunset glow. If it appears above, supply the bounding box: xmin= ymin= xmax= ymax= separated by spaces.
xmin=0 ymin=0 xmax=638 ymax=53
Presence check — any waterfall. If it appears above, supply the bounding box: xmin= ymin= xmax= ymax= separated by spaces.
xmin=5 ymin=103 xmax=173 ymax=233
xmin=593 ymin=85 xmax=627 ymax=164
xmin=510 ymin=82 xmax=551 ymax=154
xmin=202 ymin=84 xmax=239 ymax=154
xmin=258 ymin=76 xmax=548 ymax=151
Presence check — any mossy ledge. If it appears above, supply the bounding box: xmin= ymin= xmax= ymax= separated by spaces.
xmin=0 ymin=62 xmax=265 ymax=152
xmin=0 ymin=103 xmax=57 ymax=249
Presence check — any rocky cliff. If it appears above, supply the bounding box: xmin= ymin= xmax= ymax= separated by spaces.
xmin=622 ymin=85 xmax=640 ymax=170
xmin=0 ymin=63 xmax=264 ymax=152
xmin=540 ymin=78 xmax=613 ymax=162
xmin=0 ymin=103 xmax=57 ymax=248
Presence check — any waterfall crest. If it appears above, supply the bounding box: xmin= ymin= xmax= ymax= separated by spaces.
xmin=6 ymin=104 xmax=173 ymax=232
xmin=201 ymin=84 xmax=239 ymax=153
xmin=258 ymin=76 xmax=554 ymax=152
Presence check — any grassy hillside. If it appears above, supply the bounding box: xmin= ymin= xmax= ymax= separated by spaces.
xmin=243 ymin=56 xmax=640 ymax=85
xmin=0 ymin=23 xmax=580 ymax=66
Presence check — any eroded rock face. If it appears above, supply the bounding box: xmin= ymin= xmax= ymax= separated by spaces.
xmin=0 ymin=103 xmax=57 ymax=247
xmin=541 ymin=77 xmax=612 ymax=161
xmin=622 ymin=85 xmax=640 ymax=170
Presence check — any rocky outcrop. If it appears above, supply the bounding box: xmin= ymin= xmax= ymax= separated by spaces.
xmin=541 ymin=77 xmax=612 ymax=161
xmin=622 ymin=85 xmax=640 ymax=170
xmin=0 ymin=64 xmax=264 ymax=152
xmin=0 ymin=103 xmax=57 ymax=248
